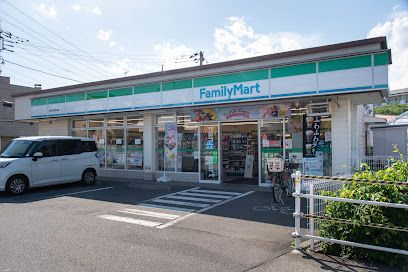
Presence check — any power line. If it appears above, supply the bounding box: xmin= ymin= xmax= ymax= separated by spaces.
xmin=4 ymin=59 xmax=83 ymax=83
xmin=2 ymin=0 xmax=116 ymax=77
xmin=0 ymin=15 xmax=107 ymax=80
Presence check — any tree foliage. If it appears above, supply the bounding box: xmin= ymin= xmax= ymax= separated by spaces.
xmin=318 ymin=155 xmax=408 ymax=269
xmin=374 ymin=104 xmax=408 ymax=115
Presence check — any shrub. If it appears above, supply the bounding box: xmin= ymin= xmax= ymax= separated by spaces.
xmin=318 ymin=156 xmax=408 ymax=269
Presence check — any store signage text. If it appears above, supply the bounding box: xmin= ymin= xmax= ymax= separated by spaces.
xmin=199 ymin=82 xmax=261 ymax=100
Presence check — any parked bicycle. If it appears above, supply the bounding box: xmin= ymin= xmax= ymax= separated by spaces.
xmin=266 ymin=155 xmax=299 ymax=205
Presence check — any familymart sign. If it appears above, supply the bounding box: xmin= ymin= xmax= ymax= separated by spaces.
xmin=30 ymin=52 xmax=389 ymax=118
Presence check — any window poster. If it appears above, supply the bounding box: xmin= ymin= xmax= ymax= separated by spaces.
xmin=303 ymin=116 xmax=321 ymax=158
xmin=164 ymin=122 xmax=178 ymax=170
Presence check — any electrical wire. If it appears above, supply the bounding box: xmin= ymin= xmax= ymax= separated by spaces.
xmin=4 ymin=59 xmax=83 ymax=83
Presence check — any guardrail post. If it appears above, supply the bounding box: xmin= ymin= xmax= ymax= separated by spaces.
xmin=292 ymin=170 xmax=302 ymax=249
xmin=309 ymin=182 xmax=315 ymax=250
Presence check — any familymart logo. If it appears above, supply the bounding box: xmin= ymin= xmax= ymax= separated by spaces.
xmin=199 ymin=82 xmax=261 ymax=100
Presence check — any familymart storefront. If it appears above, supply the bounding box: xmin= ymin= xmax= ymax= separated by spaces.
xmin=13 ymin=37 xmax=391 ymax=187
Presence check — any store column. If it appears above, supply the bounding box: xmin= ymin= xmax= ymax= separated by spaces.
xmin=330 ymin=97 xmax=353 ymax=175
xmin=143 ymin=113 xmax=154 ymax=180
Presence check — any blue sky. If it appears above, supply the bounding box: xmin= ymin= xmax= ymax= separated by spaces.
xmin=1 ymin=0 xmax=407 ymax=89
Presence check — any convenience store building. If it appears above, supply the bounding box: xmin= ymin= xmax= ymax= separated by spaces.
xmin=13 ymin=37 xmax=391 ymax=186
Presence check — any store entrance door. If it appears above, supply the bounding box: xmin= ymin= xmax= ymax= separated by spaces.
xmin=221 ymin=121 xmax=259 ymax=185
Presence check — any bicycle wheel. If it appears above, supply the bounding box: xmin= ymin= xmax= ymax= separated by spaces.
xmin=272 ymin=184 xmax=283 ymax=205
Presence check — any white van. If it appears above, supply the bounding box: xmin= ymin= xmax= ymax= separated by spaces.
xmin=0 ymin=136 xmax=101 ymax=195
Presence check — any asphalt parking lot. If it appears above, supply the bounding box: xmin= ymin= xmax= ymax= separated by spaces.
xmin=0 ymin=180 xmax=397 ymax=272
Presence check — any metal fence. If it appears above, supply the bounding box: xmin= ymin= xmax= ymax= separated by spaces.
xmin=358 ymin=155 xmax=407 ymax=171
xmin=292 ymin=173 xmax=408 ymax=256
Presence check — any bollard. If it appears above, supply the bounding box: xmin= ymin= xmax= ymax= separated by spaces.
xmin=291 ymin=170 xmax=302 ymax=249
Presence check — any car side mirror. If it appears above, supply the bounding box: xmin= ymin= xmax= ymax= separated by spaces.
xmin=32 ymin=152 xmax=43 ymax=161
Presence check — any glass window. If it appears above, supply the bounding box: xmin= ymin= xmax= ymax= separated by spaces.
xmin=106 ymin=129 xmax=125 ymax=169
xmin=177 ymin=125 xmax=198 ymax=172
xmin=72 ymin=130 xmax=87 ymax=138
xmin=285 ymin=114 xmax=304 ymax=174
xmin=89 ymin=118 xmax=104 ymax=128
xmin=107 ymin=117 xmax=124 ymax=127
xmin=72 ymin=120 xmax=86 ymax=129
xmin=127 ymin=115 xmax=144 ymax=126
xmin=0 ymin=140 xmax=37 ymax=158
xmin=155 ymin=127 xmax=165 ymax=171
xmin=156 ymin=114 xmax=175 ymax=125
xmin=177 ymin=113 xmax=193 ymax=125
xmin=260 ymin=120 xmax=283 ymax=184
xmin=89 ymin=129 xmax=105 ymax=167
xmin=60 ymin=140 xmax=81 ymax=155
xmin=81 ymin=141 xmax=97 ymax=152
xmin=38 ymin=141 xmax=58 ymax=157
xmin=127 ymin=128 xmax=143 ymax=170
xmin=200 ymin=125 xmax=219 ymax=181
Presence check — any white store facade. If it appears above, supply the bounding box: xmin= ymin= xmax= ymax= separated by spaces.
xmin=13 ymin=37 xmax=391 ymax=186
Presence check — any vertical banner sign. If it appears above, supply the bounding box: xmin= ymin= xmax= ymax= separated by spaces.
xmin=303 ymin=116 xmax=321 ymax=157
xmin=164 ymin=122 xmax=178 ymax=170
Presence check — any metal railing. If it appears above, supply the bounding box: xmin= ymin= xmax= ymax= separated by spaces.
xmin=358 ymin=155 xmax=407 ymax=171
xmin=292 ymin=172 xmax=408 ymax=256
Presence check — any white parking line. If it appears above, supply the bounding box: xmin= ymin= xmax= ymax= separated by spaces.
xmin=139 ymin=203 xmax=195 ymax=213
xmin=156 ymin=190 xmax=255 ymax=229
xmin=164 ymin=195 xmax=222 ymax=203
xmin=46 ymin=187 xmax=115 ymax=199
xmin=152 ymin=199 xmax=210 ymax=208
xmin=99 ymin=215 xmax=162 ymax=227
xmin=189 ymin=189 xmax=242 ymax=195
xmin=118 ymin=208 xmax=180 ymax=220
xmin=177 ymin=192 xmax=232 ymax=199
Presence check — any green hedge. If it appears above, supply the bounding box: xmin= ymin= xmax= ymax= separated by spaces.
xmin=374 ymin=104 xmax=408 ymax=115
xmin=318 ymin=156 xmax=408 ymax=269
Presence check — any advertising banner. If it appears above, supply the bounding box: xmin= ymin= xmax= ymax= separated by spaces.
xmin=303 ymin=116 xmax=321 ymax=157
xmin=191 ymin=103 xmax=291 ymax=122
xmin=164 ymin=122 xmax=178 ymax=170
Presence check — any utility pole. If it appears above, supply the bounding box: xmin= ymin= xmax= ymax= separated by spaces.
xmin=199 ymin=51 xmax=204 ymax=66
xmin=0 ymin=20 xmax=4 ymax=75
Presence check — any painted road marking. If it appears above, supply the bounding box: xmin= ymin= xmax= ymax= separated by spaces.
xmin=118 ymin=208 xmax=180 ymax=220
xmin=139 ymin=203 xmax=195 ymax=213
xmin=99 ymin=187 xmax=254 ymax=229
xmin=189 ymin=189 xmax=242 ymax=195
xmin=99 ymin=215 xmax=162 ymax=227
xmin=164 ymin=195 xmax=222 ymax=203
xmin=156 ymin=190 xmax=255 ymax=229
xmin=152 ymin=199 xmax=210 ymax=208
xmin=45 ymin=187 xmax=115 ymax=199
xmin=177 ymin=192 xmax=231 ymax=199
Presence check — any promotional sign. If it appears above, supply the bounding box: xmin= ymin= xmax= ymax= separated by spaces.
xmin=164 ymin=122 xmax=178 ymax=170
xmin=191 ymin=103 xmax=291 ymax=122
xmin=303 ymin=116 xmax=321 ymax=157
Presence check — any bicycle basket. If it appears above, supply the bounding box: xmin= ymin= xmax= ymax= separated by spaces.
xmin=266 ymin=158 xmax=284 ymax=173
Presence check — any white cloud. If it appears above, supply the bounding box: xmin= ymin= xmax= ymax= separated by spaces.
xmin=211 ymin=17 xmax=321 ymax=62
xmin=153 ymin=42 xmax=197 ymax=70
xmin=33 ymin=3 xmax=57 ymax=18
xmin=109 ymin=41 xmax=117 ymax=47
xmin=91 ymin=6 xmax=102 ymax=16
xmin=72 ymin=4 xmax=81 ymax=11
xmin=368 ymin=6 xmax=408 ymax=89
xmin=97 ymin=30 xmax=112 ymax=41
xmin=72 ymin=4 xmax=102 ymax=16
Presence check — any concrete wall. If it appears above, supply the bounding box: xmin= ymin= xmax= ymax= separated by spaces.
xmin=39 ymin=119 xmax=69 ymax=136
xmin=0 ymin=76 xmax=38 ymax=137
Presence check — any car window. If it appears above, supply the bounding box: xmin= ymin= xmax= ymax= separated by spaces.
xmin=81 ymin=141 xmax=97 ymax=152
xmin=61 ymin=140 xmax=81 ymax=156
xmin=38 ymin=141 xmax=58 ymax=157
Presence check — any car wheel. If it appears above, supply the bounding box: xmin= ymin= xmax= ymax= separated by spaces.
xmin=6 ymin=175 xmax=28 ymax=195
xmin=82 ymin=169 xmax=96 ymax=185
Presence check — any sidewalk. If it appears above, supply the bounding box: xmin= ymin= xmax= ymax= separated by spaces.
xmin=97 ymin=176 xmax=265 ymax=192
xmin=249 ymin=249 xmax=401 ymax=272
